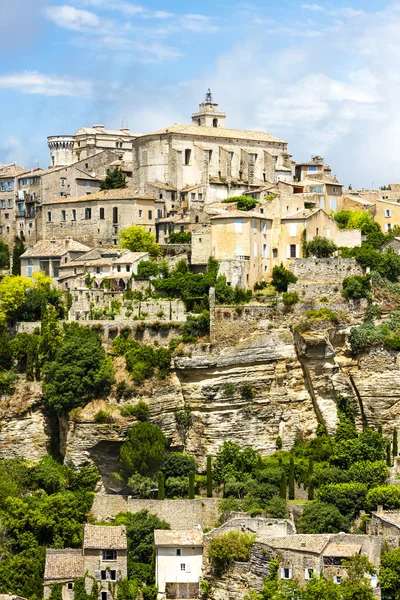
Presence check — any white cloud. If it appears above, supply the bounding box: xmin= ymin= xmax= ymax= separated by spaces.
xmin=301 ymin=3 xmax=364 ymax=18
xmin=180 ymin=14 xmax=218 ymax=33
xmin=0 ymin=71 xmax=93 ymax=97
xmin=45 ymin=5 xmax=100 ymax=31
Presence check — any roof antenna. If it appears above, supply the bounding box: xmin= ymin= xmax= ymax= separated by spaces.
xmin=121 ymin=116 xmax=129 ymax=129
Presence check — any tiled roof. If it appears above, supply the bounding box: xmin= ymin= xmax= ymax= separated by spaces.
xmin=372 ymin=510 xmax=400 ymax=529
xmin=154 ymin=530 xmax=203 ymax=547
xmin=75 ymin=127 xmax=138 ymax=137
xmin=42 ymin=188 xmax=159 ymax=205
xmin=44 ymin=549 xmax=83 ymax=581
xmin=323 ymin=542 xmax=361 ymax=557
xmin=210 ymin=210 xmax=272 ymax=220
xmin=21 ymin=239 xmax=91 ymax=258
xmin=138 ymin=124 xmax=285 ymax=144
xmin=293 ymin=177 xmax=342 ymax=188
xmin=389 ymin=184 xmax=400 ymax=191
xmin=281 ymin=208 xmax=322 ymax=220
xmin=261 ymin=535 xmax=331 ymax=554
xmin=83 ymin=524 xmax=127 ymax=549
xmin=147 ymin=181 xmax=177 ymax=191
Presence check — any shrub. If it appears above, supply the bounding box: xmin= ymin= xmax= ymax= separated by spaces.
xmin=306 ymin=236 xmax=337 ymax=258
xmin=271 ymin=264 xmax=297 ymax=293
xmin=124 ymin=400 xmax=149 ymax=421
xmin=208 ymin=530 xmax=256 ymax=575
xmin=182 ymin=311 xmax=210 ymax=342
xmin=116 ymin=380 xmax=133 ymax=400
xmin=240 ymin=385 xmax=254 ymax=400
xmin=136 ymin=260 xmax=160 ymax=280
xmin=366 ymin=485 xmax=400 ymax=511
xmin=168 ymin=232 xmax=192 ymax=244
xmin=266 ymin=496 xmax=287 ymax=518
xmin=221 ymin=196 xmax=260 ymax=211
xmin=298 ymin=501 xmax=348 ymax=533
xmin=165 ymin=476 xmax=189 ymax=498
xmin=128 ymin=473 xmax=156 ymax=498
xmin=161 ymin=453 xmax=196 ymax=478
xmin=305 ymin=308 xmax=339 ymax=323
xmin=94 ymin=409 xmax=113 ymax=423
xmin=342 ymin=275 xmax=371 ymax=300
xmin=316 ymin=482 xmax=368 ymax=518
xmin=282 ymin=291 xmax=299 ymax=307
xmin=120 ymin=422 xmax=167 ymax=477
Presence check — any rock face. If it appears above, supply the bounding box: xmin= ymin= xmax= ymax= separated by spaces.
xmin=4 ymin=307 xmax=400 ymax=479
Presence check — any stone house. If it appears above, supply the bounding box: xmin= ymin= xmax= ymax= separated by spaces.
xmin=292 ymin=177 xmax=343 ymax=212
xmin=43 ymin=524 xmax=127 ymax=600
xmin=367 ymin=508 xmax=400 ymax=549
xmin=154 ymin=530 xmax=203 ymax=600
xmin=132 ymin=92 xmax=292 ymax=212
xmin=294 ymin=156 xmax=332 ymax=182
xmin=36 ymin=188 xmax=164 ymax=247
xmin=372 ymin=198 xmax=400 ymax=233
xmin=0 ymin=163 xmax=25 ymax=246
xmin=382 ymin=237 xmax=400 ymax=255
xmin=20 ymin=238 xmax=91 ymax=281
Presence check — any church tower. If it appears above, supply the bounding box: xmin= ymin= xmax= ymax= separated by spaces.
xmin=191 ymin=89 xmax=226 ymax=128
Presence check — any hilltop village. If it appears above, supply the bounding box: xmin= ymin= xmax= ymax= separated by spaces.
xmin=3 ymin=92 xmax=400 ymax=600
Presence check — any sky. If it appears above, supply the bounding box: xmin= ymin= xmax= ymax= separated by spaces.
xmin=1 ymin=0 xmax=400 ymax=188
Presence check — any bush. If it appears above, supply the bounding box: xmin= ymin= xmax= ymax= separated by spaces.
xmin=298 ymin=501 xmax=348 ymax=533
xmin=121 ymin=400 xmax=149 ymax=421
xmin=128 ymin=473 xmax=156 ymax=498
xmin=366 ymin=485 xmax=400 ymax=511
xmin=120 ymin=422 xmax=167 ymax=477
xmin=161 ymin=453 xmax=196 ymax=478
xmin=282 ymin=291 xmax=299 ymax=307
xmin=221 ymin=196 xmax=260 ymax=211
xmin=94 ymin=409 xmax=113 ymax=423
xmin=316 ymin=482 xmax=368 ymax=518
xmin=165 ymin=476 xmax=189 ymax=498
xmin=168 ymin=232 xmax=192 ymax=244
xmin=271 ymin=264 xmax=297 ymax=293
xmin=182 ymin=311 xmax=210 ymax=342
xmin=306 ymin=237 xmax=337 ymax=258
xmin=266 ymin=496 xmax=287 ymax=518
xmin=136 ymin=260 xmax=160 ymax=280
xmin=305 ymin=308 xmax=339 ymax=323
xmin=208 ymin=530 xmax=256 ymax=575
xmin=342 ymin=275 xmax=371 ymax=300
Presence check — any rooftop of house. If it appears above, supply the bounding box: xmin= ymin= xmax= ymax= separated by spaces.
xmin=0 ymin=163 xmax=26 ymax=179
xmin=42 ymin=188 xmax=160 ymax=205
xmin=83 ymin=524 xmax=127 ymax=550
xmin=210 ymin=209 xmax=272 ymax=220
xmin=261 ymin=535 xmax=331 ymax=554
xmin=322 ymin=542 xmax=361 ymax=557
xmin=371 ymin=510 xmax=400 ymax=529
xmin=74 ymin=126 xmax=139 ymax=137
xmin=147 ymin=181 xmax=177 ymax=191
xmin=62 ymin=247 xmax=148 ymax=267
xmin=21 ymin=238 xmax=91 ymax=259
xmin=389 ymin=184 xmax=400 ymax=191
xmin=137 ymin=123 xmax=285 ymax=144
xmin=154 ymin=530 xmax=204 ymax=547
xmin=293 ymin=177 xmax=342 ymax=188
xmin=44 ymin=549 xmax=83 ymax=581
xmin=281 ymin=207 xmax=323 ymax=221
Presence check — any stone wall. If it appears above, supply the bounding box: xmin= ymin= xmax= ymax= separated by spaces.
xmin=91 ymin=494 xmax=219 ymax=529
xmin=289 ymin=258 xmax=363 ymax=283
xmin=207 ymin=516 xmax=296 ymax=539
xmin=212 ymin=304 xmax=277 ymax=345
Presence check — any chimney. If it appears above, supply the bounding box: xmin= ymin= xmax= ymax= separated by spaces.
xmin=377 ymin=505 xmax=384 ymax=514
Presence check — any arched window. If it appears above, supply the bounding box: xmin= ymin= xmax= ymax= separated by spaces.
xmin=213 ymin=118 xmax=218 ymax=128
xmin=197 ymin=119 xmax=201 ymax=126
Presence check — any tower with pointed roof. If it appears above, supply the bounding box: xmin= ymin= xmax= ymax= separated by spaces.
xmin=191 ymin=89 xmax=226 ymax=128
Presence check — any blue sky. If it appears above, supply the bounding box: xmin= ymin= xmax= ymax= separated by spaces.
xmin=0 ymin=0 xmax=399 ymax=188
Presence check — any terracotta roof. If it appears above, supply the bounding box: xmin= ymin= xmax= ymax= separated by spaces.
xmin=154 ymin=530 xmax=203 ymax=547
xmin=261 ymin=535 xmax=330 ymax=554
xmin=181 ymin=184 xmax=204 ymax=193
xmin=293 ymin=177 xmax=342 ymax=188
xmin=21 ymin=239 xmax=91 ymax=258
xmin=323 ymin=542 xmax=361 ymax=557
xmin=211 ymin=210 xmax=271 ymax=220
xmin=389 ymin=184 xmax=400 ymax=191
xmin=138 ymin=124 xmax=285 ymax=144
xmin=281 ymin=208 xmax=322 ymax=220
xmin=44 ymin=549 xmax=83 ymax=581
xmin=83 ymin=524 xmax=127 ymax=549
xmin=42 ymin=188 xmax=159 ymax=205
xmin=147 ymin=181 xmax=177 ymax=191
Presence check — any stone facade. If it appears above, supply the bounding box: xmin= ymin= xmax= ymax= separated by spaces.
xmin=289 ymin=258 xmax=363 ymax=283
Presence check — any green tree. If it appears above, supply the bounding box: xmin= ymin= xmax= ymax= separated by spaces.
xmin=279 ymin=471 xmax=287 ymax=499
xmin=0 ymin=275 xmax=32 ymax=324
xmin=168 ymin=232 xmax=192 ymax=244
xmin=342 ymin=275 xmax=371 ymax=300
xmin=387 ymin=441 xmax=392 ymax=468
xmin=161 ymin=453 xmax=196 ymax=479
xmin=207 ymin=455 xmax=213 ymax=498
xmin=120 ymin=422 xmax=167 ymax=477
xmin=366 ymin=485 xmax=400 ymax=511
xmin=136 ymin=260 xmax=160 ymax=280
xmin=271 ymin=264 xmax=297 ymax=293
xmin=12 ymin=236 xmax=26 ymax=276
xmin=288 ymin=456 xmax=295 ymax=500
xmin=308 ymin=457 xmax=314 ymax=501
xmin=306 ymin=236 xmax=337 ymax=258
xmin=42 ymin=323 xmax=114 ymax=412
xmin=188 ymin=471 xmax=195 ymax=499
xmin=208 ymin=530 xmax=255 ymax=576
xmin=119 ymin=226 xmax=160 ymax=256
xmin=221 ymin=196 xmax=260 ymax=211
xmin=100 ymin=167 xmax=127 ymax=190
xmin=157 ymin=472 xmax=165 ymax=500
xmin=298 ymin=502 xmax=348 ymax=534
xmin=0 ymin=240 xmax=10 ymax=270
xmin=393 ymin=428 xmax=398 ymax=458
xmin=380 ymin=547 xmax=400 ymax=600
xmin=316 ymin=482 xmax=368 ymax=519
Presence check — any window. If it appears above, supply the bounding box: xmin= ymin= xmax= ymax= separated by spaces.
xmin=334 ymin=576 xmax=342 ymax=585
xmin=316 ymin=227 xmax=319 ymax=236
xmin=61 ymin=210 xmax=66 ymax=221
xmin=235 ymin=246 xmax=243 ymax=256
xmin=157 ymin=209 xmax=163 ymax=218
xmin=281 ymin=568 xmax=292 ymax=580
xmin=31 ymin=177 xmax=39 ymax=185
xmin=289 ymin=223 xmax=297 ymax=237
xmin=198 ymin=193 xmax=203 ymax=201
xmin=8 ymin=199 xmax=12 ymax=208
xmin=208 ymin=150 xmax=213 ymax=162
xmin=213 ymin=118 xmax=218 ymax=127
xmin=85 ymin=208 xmax=92 ymax=220
xmin=148 ymin=210 xmax=152 ymax=220
xmin=326 ymin=228 xmax=331 ymax=238
xmin=139 ymin=210 xmax=143 ymax=217
xmin=385 ymin=209 xmax=392 ymax=217
xmin=18 ymin=203 xmax=24 ymax=216
xmin=61 ymin=178 xmax=66 ymax=186
xmin=47 ymin=211 xmax=52 ymax=222
xmin=305 ymin=569 xmax=314 ymax=580
xmin=309 ymin=185 xmax=324 ymax=193
xmin=262 ymin=221 xmax=267 ymax=233
xmin=126 ymin=265 xmax=131 ymax=272
xmin=262 ymin=244 xmax=268 ymax=258
xmin=235 ymin=219 xmax=243 ymax=233
xmin=20 ymin=179 xmax=28 ymax=187
xmin=184 ymin=149 xmax=191 ymax=165
xmin=85 ymin=180 xmax=91 ymax=187
xmin=117 ymin=265 xmax=121 ymax=273
xmin=4 ymin=213 xmax=9 ymax=219
xmin=96 ymin=266 xmax=101 ymax=274
xmin=101 ymin=592 xmax=108 ymax=600
xmin=385 ymin=223 xmax=393 ymax=232
xmin=180 ymin=564 xmax=186 ymax=571
xmin=253 ymin=242 xmax=258 ymax=257
xmin=100 ymin=207 xmax=105 ymax=219
xmin=176 ymin=549 xmax=181 ymax=556
xmin=72 ymin=209 xmax=76 ymax=221
xmin=191 ymin=193 xmax=196 ymax=200
xmin=330 ymin=198 xmax=337 ymax=210
xmin=273 ymin=248 xmax=278 ymax=258
xmin=102 ymin=550 xmax=117 ymax=561
xmin=308 ymin=166 xmax=317 ymax=172
xmin=85 ymin=163 xmax=89 ymax=169
xmin=320 ymin=196 xmax=325 ymax=209
xmin=253 ymin=220 xmax=257 ymax=232
xmin=27 ymin=266 xmax=33 ymax=277
xmin=290 ymin=244 xmax=297 ymax=258
xmin=0 ymin=200 xmax=4 ymax=208
xmin=332 ymin=187 xmax=336 ymax=193
xmin=67 ymin=583 xmax=73 ymax=590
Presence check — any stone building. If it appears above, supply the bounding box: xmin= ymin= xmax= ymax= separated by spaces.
xmin=132 ymin=91 xmax=293 ymax=212
xmin=48 ymin=124 xmax=138 ymax=167
xmin=367 ymin=508 xmax=400 ymax=548
xmin=43 ymin=524 xmax=127 ymax=600
xmin=0 ymin=163 xmax=25 ymax=246
xmin=294 ymin=156 xmax=332 ymax=182
xmin=154 ymin=530 xmax=203 ymax=600
xmin=20 ymin=238 xmax=91 ymax=281
xmin=37 ymin=188 xmax=164 ymax=247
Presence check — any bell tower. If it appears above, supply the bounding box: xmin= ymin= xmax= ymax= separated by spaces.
xmin=191 ymin=89 xmax=226 ymax=128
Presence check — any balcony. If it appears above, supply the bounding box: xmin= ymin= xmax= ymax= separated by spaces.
xmin=236 ymin=255 xmax=250 ymax=261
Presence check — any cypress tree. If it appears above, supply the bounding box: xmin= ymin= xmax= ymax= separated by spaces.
xmin=393 ymin=428 xmax=398 ymax=458
xmin=378 ymin=424 xmax=383 ymax=436
xmin=12 ymin=235 xmax=26 ymax=276
xmin=100 ymin=167 xmax=126 ymax=190
xmin=307 ymin=457 xmax=314 ymax=501
xmin=157 ymin=472 xmax=165 ymax=500
xmin=387 ymin=441 xmax=392 ymax=468
xmin=279 ymin=471 xmax=287 ymax=500
xmin=288 ymin=456 xmax=295 ymax=500
xmin=188 ymin=471 xmax=195 ymax=499
xmin=206 ymin=455 xmax=213 ymax=498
